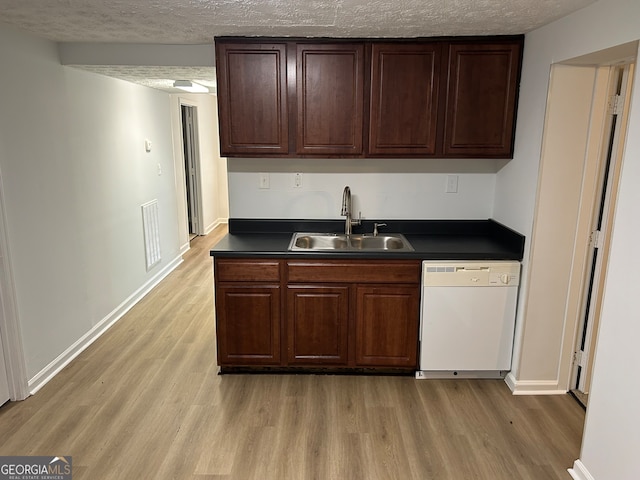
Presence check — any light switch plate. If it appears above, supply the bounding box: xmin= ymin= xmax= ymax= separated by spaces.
xmin=259 ymin=172 xmax=270 ymax=189
xmin=446 ymin=175 xmax=459 ymax=193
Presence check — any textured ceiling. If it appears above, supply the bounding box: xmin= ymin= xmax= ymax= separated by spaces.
xmin=0 ymin=0 xmax=597 ymax=42
xmin=70 ymin=65 xmax=218 ymax=94
xmin=0 ymin=0 xmax=597 ymax=92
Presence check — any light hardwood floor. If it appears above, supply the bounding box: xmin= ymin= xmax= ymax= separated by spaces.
xmin=0 ymin=226 xmax=585 ymax=479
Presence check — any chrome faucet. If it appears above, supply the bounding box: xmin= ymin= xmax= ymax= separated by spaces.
xmin=341 ymin=186 xmax=361 ymax=235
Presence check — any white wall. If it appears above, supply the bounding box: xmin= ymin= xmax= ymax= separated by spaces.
xmin=495 ymin=1 xmax=640 ymax=395
xmin=228 ymin=158 xmax=501 ymax=220
xmin=0 ymin=23 xmax=182 ymax=383
xmin=199 ymin=95 xmax=229 ymax=231
xmin=579 ymin=72 xmax=640 ymax=479
xmin=494 ymin=0 xmax=640 ymax=477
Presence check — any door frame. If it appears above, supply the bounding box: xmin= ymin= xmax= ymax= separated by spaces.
xmin=558 ymin=60 xmax=634 ymax=391
xmin=178 ymin=99 xmax=204 ymax=237
xmin=0 ymin=167 xmax=29 ymax=401
xmin=568 ymin=63 xmax=633 ymax=396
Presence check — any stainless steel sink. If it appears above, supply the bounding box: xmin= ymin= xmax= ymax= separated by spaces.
xmin=288 ymin=233 xmax=414 ymax=252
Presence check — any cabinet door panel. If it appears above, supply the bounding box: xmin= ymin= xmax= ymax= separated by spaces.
xmin=355 ymin=286 xmax=419 ymax=367
xmin=443 ymin=42 xmax=522 ymax=158
xmin=296 ymin=43 xmax=364 ymax=155
xmin=216 ymin=42 xmax=288 ymax=155
xmin=216 ymin=285 xmax=281 ymax=365
xmin=369 ymin=43 xmax=441 ymax=156
xmin=287 ymin=286 xmax=349 ymax=364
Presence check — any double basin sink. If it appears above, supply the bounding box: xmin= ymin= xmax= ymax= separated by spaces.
xmin=288 ymin=232 xmax=414 ymax=252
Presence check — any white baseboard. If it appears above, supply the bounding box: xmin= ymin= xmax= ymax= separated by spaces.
xmin=568 ymin=460 xmax=595 ymax=480
xmin=204 ymin=218 xmax=228 ymax=235
xmin=504 ymin=372 xmax=567 ymax=395
xmin=28 ymin=255 xmax=184 ymax=395
xmin=416 ymin=370 xmax=506 ymax=379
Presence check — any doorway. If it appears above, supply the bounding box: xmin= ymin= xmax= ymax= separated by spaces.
xmin=181 ymin=104 xmax=202 ymax=240
xmin=514 ymin=44 xmax=637 ymax=397
xmin=570 ymin=64 xmax=634 ymax=407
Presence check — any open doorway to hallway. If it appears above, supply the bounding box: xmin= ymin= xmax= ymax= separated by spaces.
xmin=181 ymin=104 xmax=203 ymax=241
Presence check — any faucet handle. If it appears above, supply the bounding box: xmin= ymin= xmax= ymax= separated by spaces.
xmin=351 ymin=212 xmax=362 ymax=226
xmin=373 ymin=222 xmax=387 ymax=236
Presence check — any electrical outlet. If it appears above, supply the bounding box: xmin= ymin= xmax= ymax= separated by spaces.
xmin=446 ymin=175 xmax=458 ymax=193
xmin=293 ymin=172 xmax=303 ymax=188
xmin=259 ymin=172 xmax=270 ymax=189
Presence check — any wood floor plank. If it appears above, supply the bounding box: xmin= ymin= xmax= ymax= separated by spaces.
xmin=0 ymin=226 xmax=585 ymax=479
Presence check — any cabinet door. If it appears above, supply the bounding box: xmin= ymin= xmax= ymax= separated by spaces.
xmin=296 ymin=43 xmax=365 ymax=155
xmin=368 ymin=43 xmax=441 ymax=156
xmin=215 ymin=284 xmax=281 ymax=365
xmin=443 ymin=41 xmax=522 ymax=158
xmin=355 ymin=286 xmax=419 ymax=367
xmin=286 ymin=285 xmax=349 ymax=365
xmin=215 ymin=42 xmax=289 ymax=155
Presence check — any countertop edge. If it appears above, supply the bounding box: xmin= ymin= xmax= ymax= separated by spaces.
xmin=209 ymin=218 xmax=525 ymax=261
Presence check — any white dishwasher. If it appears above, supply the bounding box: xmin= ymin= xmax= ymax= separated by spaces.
xmin=417 ymin=261 xmax=520 ymax=379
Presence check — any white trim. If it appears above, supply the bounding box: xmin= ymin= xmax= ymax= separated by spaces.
xmin=504 ymin=372 xmax=567 ymax=395
xmin=170 ymin=96 xmax=190 ymax=256
xmin=568 ymin=460 xmax=595 ymax=480
xmin=0 ymin=168 xmax=29 ymax=401
xmin=177 ymin=96 xmax=199 ymax=108
xmin=416 ymin=370 xmax=506 ymax=379
xmin=179 ymin=102 xmax=206 ymax=236
xmin=28 ymin=254 xmax=183 ymax=394
xmin=204 ymin=218 xmax=228 ymax=235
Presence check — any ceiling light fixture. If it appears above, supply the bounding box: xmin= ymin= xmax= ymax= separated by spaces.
xmin=173 ymin=80 xmax=209 ymax=93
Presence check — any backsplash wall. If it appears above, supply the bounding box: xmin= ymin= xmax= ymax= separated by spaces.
xmin=228 ymin=169 xmax=497 ymax=220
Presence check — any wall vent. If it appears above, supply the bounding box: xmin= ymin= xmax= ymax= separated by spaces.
xmin=141 ymin=200 xmax=161 ymax=271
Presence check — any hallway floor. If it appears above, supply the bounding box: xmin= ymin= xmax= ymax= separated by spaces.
xmin=0 ymin=225 xmax=585 ymax=479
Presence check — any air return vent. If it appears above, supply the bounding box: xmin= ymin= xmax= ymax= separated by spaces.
xmin=141 ymin=200 xmax=161 ymax=271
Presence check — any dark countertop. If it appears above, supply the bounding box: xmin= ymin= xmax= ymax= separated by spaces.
xmin=210 ymin=219 xmax=525 ymax=261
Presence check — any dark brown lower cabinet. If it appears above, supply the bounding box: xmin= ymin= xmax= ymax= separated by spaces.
xmin=214 ymin=257 xmax=420 ymax=370
xmin=215 ymin=284 xmax=281 ymax=366
xmin=355 ymin=286 xmax=419 ymax=367
xmin=286 ymin=285 xmax=349 ymax=364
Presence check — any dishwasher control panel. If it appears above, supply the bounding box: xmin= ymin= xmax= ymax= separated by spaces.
xmin=422 ymin=262 xmax=520 ymax=287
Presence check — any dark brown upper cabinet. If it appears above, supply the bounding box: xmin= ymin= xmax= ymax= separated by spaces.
xmin=443 ymin=41 xmax=523 ymax=158
xmin=296 ymin=43 xmax=365 ymax=155
xmin=215 ymin=42 xmax=289 ymax=155
xmin=214 ymin=36 xmax=523 ymax=159
xmin=368 ymin=43 xmax=441 ymax=156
